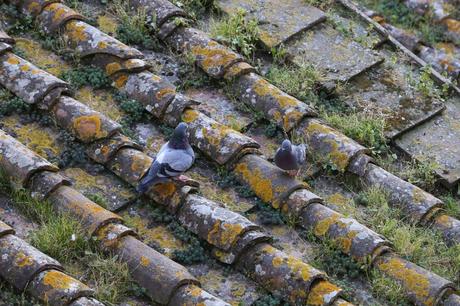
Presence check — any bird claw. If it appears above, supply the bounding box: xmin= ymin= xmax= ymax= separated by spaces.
xmin=287 ymin=169 xmax=299 ymax=177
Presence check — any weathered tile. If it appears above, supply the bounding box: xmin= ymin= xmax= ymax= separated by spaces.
xmin=217 ymin=0 xmax=326 ymax=48
xmin=339 ymin=60 xmax=445 ymax=138
xmin=395 ymin=97 xmax=460 ymax=188
xmin=287 ymin=23 xmax=383 ymax=86
xmin=186 ymin=88 xmax=252 ymax=132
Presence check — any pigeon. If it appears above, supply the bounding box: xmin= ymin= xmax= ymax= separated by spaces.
xmin=136 ymin=122 xmax=195 ymax=193
xmin=274 ymin=139 xmax=306 ymax=177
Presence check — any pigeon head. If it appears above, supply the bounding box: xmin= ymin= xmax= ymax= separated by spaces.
xmin=169 ymin=122 xmax=190 ymax=149
xmin=281 ymin=139 xmax=292 ymax=151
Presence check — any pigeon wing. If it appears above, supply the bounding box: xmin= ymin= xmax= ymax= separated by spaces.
xmin=293 ymin=144 xmax=306 ymax=166
xmin=156 ymin=147 xmax=194 ymax=175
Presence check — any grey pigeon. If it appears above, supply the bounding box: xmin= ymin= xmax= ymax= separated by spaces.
xmin=274 ymin=139 xmax=306 ymax=177
xmin=137 ymin=122 xmax=195 ymax=193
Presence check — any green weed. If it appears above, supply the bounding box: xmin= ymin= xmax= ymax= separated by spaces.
xmin=399 ymin=157 xmax=439 ymax=192
xmin=211 ymin=9 xmax=259 ymax=58
xmin=321 ymin=111 xmax=388 ymax=154
xmin=171 ymin=0 xmax=215 ymax=18
xmin=265 ymin=63 xmax=320 ymax=104
xmin=370 ymin=270 xmax=411 ymax=306
xmin=168 ymin=221 xmax=206 ymax=264
xmin=0 ymin=90 xmax=31 ymax=117
xmin=86 ymin=193 xmax=109 ymax=209
xmin=111 ymin=0 xmax=157 ymax=49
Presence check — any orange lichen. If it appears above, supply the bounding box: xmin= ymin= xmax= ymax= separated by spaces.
xmin=155 ymin=87 xmax=176 ymax=101
xmin=313 ymin=213 xmax=340 ymax=237
xmin=140 ymin=256 xmax=150 ymax=267
xmin=43 ymin=270 xmax=75 ymax=289
xmin=114 ymin=74 xmax=128 ymax=89
xmin=191 ymin=41 xmax=238 ymax=73
xmin=15 ymin=252 xmax=34 ymax=267
xmin=7 ymin=56 xmax=20 ymax=65
xmin=97 ymin=41 xmax=108 ymax=49
xmin=307 ymin=280 xmax=340 ymax=305
xmin=378 ymin=257 xmax=431 ymax=303
xmin=73 ymin=114 xmax=106 ymax=141
xmin=152 ymin=181 xmax=176 ymax=200
xmin=189 ymin=285 xmax=203 ymax=297
xmin=444 ymin=19 xmax=460 ymax=33
xmin=182 ymin=109 xmax=200 ymax=123
xmin=106 ymin=62 xmax=122 ymax=75
xmin=202 ymin=123 xmax=231 ymax=148
xmin=234 ymin=162 xmax=274 ymax=205
xmin=130 ymin=153 xmax=152 ymax=178
xmin=435 ymin=214 xmax=453 ymax=227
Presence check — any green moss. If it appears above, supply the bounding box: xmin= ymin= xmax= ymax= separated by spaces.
xmin=61 ymin=66 xmax=111 ymax=90
xmin=253 ymin=294 xmax=288 ymax=306
xmin=167 ymin=221 xmax=206 ymax=264
xmin=0 ymin=89 xmax=31 ymax=117
xmin=211 ymin=9 xmax=259 ymax=58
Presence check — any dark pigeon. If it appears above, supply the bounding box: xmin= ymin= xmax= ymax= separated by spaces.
xmin=137 ymin=122 xmax=195 ymax=193
xmin=274 ymin=139 xmax=306 ymax=177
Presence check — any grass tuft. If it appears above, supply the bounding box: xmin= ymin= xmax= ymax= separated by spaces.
xmin=322 ymin=111 xmax=388 ymax=154
xmin=111 ymin=0 xmax=157 ymax=49
xmin=265 ymin=63 xmax=321 ymax=104
xmin=211 ymin=9 xmax=259 ymax=58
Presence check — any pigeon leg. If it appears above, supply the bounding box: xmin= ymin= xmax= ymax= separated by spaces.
xmin=171 ymin=175 xmax=200 ymax=188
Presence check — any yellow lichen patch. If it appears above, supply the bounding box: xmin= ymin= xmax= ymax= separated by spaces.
xmin=326 ymin=193 xmax=351 ymax=208
xmin=75 ymin=87 xmax=123 ymax=121
xmin=286 ymin=256 xmax=313 ymax=282
xmin=234 ymin=163 xmax=274 ymax=204
xmin=14 ymin=38 xmax=70 ymax=75
xmin=272 ymin=255 xmax=283 ymax=267
xmin=335 ymin=230 xmax=358 ymax=254
xmin=43 ymin=270 xmax=75 ymax=289
xmin=191 ymin=42 xmax=238 ymax=73
xmin=97 ymin=15 xmax=119 ymax=34
xmin=378 ymin=257 xmax=431 ymax=303
xmin=305 ymin=122 xmax=350 ymax=171
xmin=307 ymin=280 xmax=340 ymax=305
xmin=202 ymin=123 xmax=231 ymax=148
xmin=15 ymin=252 xmax=33 ymax=267
xmin=122 ymin=215 xmax=184 ymax=255
xmin=313 ymin=213 xmax=340 ymax=237
xmin=65 ymin=20 xmax=88 ymax=42
xmin=252 ymin=78 xmax=298 ymax=109
xmin=182 ymin=109 xmax=200 ymax=123
xmin=189 ymin=285 xmax=203 ymax=297
xmin=73 ymin=114 xmax=106 ymax=141
xmin=1 ymin=116 xmax=61 ymax=158
xmin=63 ymin=168 xmax=97 ymax=189
xmin=97 ymin=41 xmax=108 ymax=49
xmin=140 ymin=256 xmax=150 ymax=267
